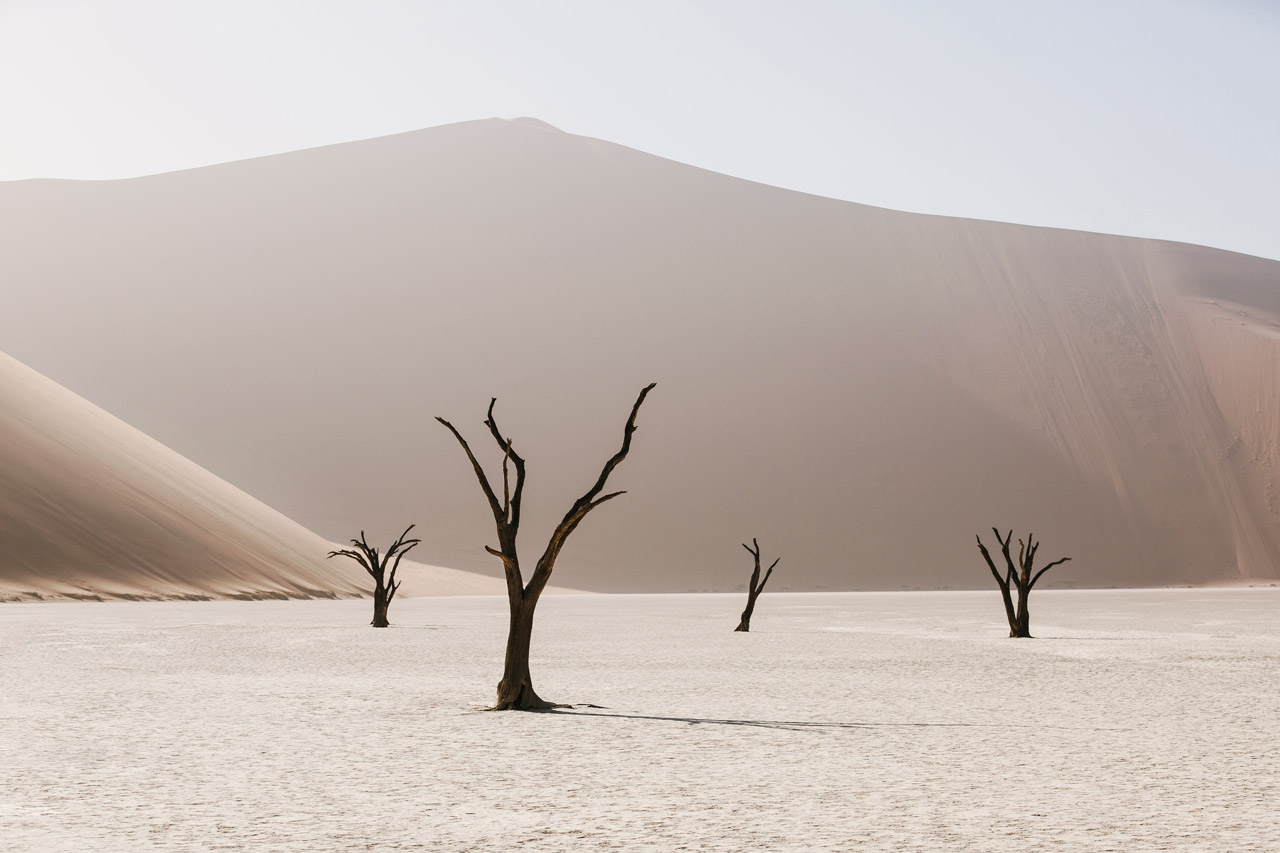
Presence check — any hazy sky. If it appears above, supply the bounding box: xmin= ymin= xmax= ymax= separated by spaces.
xmin=2 ymin=0 xmax=1278 ymax=260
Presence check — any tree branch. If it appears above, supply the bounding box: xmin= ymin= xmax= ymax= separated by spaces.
xmin=436 ymin=416 xmax=505 ymax=526
xmin=1029 ymin=556 xmax=1071 ymax=589
xmin=327 ymin=546 xmax=375 ymax=578
xmin=384 ymin=525 xmax=420 ymax=592
xmin=503 ymin=441 xmax=512 ymax=518
xmin=757 ymin=557 xmax=780 ymax=595
xmin=975 ymin=535 xmax=1007 ymax=591
xmin=589 ymin=490 xmax=626 ymax=510
xmin=994 ymin=528 xmax=1019 ymax=587
xmin=485 ymin=399 xmax=527 ymax=530
xmin=526 ymin=383 xmax=656 ymax=600
xmin=555 ymin=383 xmax=656 ymax=529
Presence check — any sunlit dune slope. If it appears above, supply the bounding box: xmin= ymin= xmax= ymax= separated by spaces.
xmin=2 ymin=117 xmax=1278 ymax=590
xmin=0 ymin=350 xmax=505 ymax=601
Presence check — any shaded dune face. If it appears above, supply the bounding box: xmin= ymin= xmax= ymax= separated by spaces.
xmin=0 ymin=351 xmax=511 ymax=601
xmin=2 ymin=118 xmax=1278 ymax=591
xmin=0 ymin=351 xmax=371 ymax=601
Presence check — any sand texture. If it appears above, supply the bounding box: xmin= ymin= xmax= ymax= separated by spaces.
xmin=0 ymin=349 xmax=505 ymax=601
xmin=2 ymin=118 xmax=1279 ymax=590
xmin=2 ymin=589 xmax=1277 ymax=851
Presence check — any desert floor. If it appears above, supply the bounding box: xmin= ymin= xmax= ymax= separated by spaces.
xmin=3 ymin=589 xmax=1278 ymax=852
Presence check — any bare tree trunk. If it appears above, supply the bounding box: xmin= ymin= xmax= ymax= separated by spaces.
xmin=734 ymin=539 xmax=778 ymax=632
xmin=494 ymin=595 xmax=554 ymax=710
xmin=371 ymin=582 xmax=390 ymax=628
xmin=1012 ymin=591 xmax=1031 ymax=638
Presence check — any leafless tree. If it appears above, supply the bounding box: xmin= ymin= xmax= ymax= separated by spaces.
xmin=327 ymin=525 xmax=420 ymax=627
xmin=734 ymin=538 xmax=779 ymax=632
xmin=436 ymin=383 xmax=656 ymax=710
xmin=976 ymin=528 xmax=1070 ymax=638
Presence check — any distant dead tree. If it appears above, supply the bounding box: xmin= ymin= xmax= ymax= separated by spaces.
xmin=734 ymin=538 xmax=779 ymax=632
xmin=437 ymin=384 xmax=656 ymax=710
xmin=327 ymin=525 xmax=420 ymax=628
xmin=975 ymin=528 xmax=1070 ymax=638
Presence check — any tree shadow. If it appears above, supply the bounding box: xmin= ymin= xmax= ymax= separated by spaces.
xmin=1030 ymin=636 xmax=1162 ymax=641
xmin=536 ymin=708 xmax=1128 ymax=732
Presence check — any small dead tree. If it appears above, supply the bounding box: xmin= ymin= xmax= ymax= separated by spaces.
xmin=327 ymin=525 xmax=420 ymax=627
xmin=437 ymin=383 xmax=655 ymax=710
xmin=734 ymin=538 xmax=779 ymax=632
xmin=975 ymin=528 xmax=1070 ymax=638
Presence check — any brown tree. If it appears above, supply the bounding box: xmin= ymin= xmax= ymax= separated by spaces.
xmin=975 ymin=528 xmax=1070 ymax=638
xmin=734 ymin=538 xmax=779 ymax=632
xmin=436 ymin=383 xmax=656 ymax=710
xmin=327 ymin=525 xmax=420 ymax=627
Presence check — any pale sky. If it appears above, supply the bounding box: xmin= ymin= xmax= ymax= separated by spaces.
xmin=2 ymin=0 xmax=1278 ymax=260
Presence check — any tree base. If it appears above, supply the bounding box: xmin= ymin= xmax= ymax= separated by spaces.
xmin=490 ymin=676 xmax=564 ymax=711
xmin=488 ymin=700 xmax=569 ymax=712
xmin=489 ymin=693 xmax=565 ymax=711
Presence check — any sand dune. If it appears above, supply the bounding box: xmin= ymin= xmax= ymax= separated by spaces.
xmin=2 ymin=117 xmax=1278 ymax=591
xmin=0 ymin=350 xmax=506 ymax=601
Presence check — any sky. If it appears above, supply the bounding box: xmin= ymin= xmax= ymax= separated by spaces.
xmin=2 ymin=0 xmax=1278 ymax=260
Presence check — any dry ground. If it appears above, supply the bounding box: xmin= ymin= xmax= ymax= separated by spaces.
xmin=2 ymin=589 xmax=1278 ymax=851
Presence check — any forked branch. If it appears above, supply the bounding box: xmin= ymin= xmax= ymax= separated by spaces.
xmin=528 ymin=383 xmax=656 ymax=597
xmin=435 ymin=417 xmax=505 ymax=526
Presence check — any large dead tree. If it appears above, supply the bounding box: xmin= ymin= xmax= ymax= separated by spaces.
xmin=327 ymin=525 xmax=420 ymax=627
xmin=976 ymin=528 xmax=1070 ymax=638
xmin=734 ymin=538 xmax=779 ymax=632
xmin=436 ymin=383 xmax=656 ymax=710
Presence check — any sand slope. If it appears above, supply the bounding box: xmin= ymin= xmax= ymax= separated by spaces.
xmin=2 ymin=118 xmax=1278 ymax=590
xmin=0 ymin=350 xmax=504 ymax=601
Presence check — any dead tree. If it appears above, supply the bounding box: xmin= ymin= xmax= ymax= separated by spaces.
xmin=975 ymin=528 xmax=1070 ymax=638
xmin=327 ymin=525 xmax=420 ymax=627
xmin=734 ymin=538 xmax=779 ymax=632
xmin=437 ymin=383 xmax=656 ymax=710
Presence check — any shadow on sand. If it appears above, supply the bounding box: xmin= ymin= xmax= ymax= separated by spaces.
xmin=535 ymin=708 xmax=1128 ymax=732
